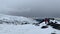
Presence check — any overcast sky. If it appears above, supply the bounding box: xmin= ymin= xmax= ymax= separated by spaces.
xmin=0 ymin=0 xmax=60 ymax=17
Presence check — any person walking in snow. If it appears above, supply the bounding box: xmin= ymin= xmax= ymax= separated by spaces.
xmin=44 ymin=18 xmax=50 ymax=24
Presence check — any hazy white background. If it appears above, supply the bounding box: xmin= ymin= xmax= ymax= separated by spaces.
xmin=0 ymin=0 xmax=60 ymax=17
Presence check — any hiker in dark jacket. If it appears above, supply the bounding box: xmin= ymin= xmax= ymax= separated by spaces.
xmin=44 ymin=18 xmax=49 ymax=24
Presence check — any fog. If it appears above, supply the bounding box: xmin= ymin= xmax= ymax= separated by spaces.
xmin=0 ymin=0 xmax=60 ymax=17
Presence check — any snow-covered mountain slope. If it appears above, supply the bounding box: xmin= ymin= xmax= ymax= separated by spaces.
xmin=0 ymin=14 xmax=60 ymax=34
xmin=0 ymin=14 xmax=38 ymax=25
xmin=0 ymin=22 xmax=60 ymax=34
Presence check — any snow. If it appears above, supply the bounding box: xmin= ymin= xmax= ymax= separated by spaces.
xmin=0 ymin=23 xmax=60 ymax=34
xmin=55 ymin=20 xmax=60 ymax=24
xmin=0 ymin=14 xmax=60 ymax=34
xmin=0 ymin=14 xmax=38 ymax=25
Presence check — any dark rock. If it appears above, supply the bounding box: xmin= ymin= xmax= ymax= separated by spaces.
xmin=35 ymin=19 xmax=44 ymax=24
xmin=32 ymin=23 xmax=40 ymax=26
xmin=49 ymin=22 xmax=60 ymax=30
xmin=41 ymin=26 xmax=48 ymax=29
xmin=51 ymin=33 xmax=56 ymax=34
xmin=35 ymin=24 xmax=40 ymax=26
